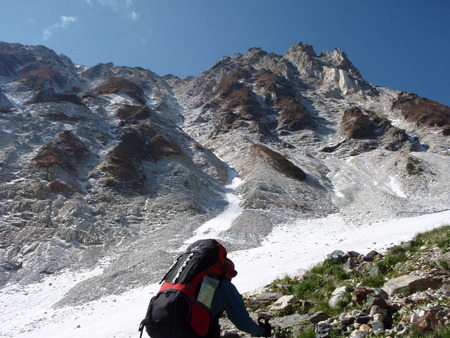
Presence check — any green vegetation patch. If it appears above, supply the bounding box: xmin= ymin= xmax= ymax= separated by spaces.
xmin=271 ymin=260 xmax=352 ymax=317
xmin=414 ymin=225 xmax=450 ymax=251
xmin=409 ymin=324 xmax=450 ymax=338
xmin=265 ymin=225 xmax=450 ymax=323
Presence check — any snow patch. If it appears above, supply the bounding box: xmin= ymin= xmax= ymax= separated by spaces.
xmin=334 ymin=189 xmax=344 ymax=198
xmin=231 ymin=210 xmax=450 ymax=293
xmin=185 ymin=169 xmax=243 ymax=245
xmin=389 ymin=176 xmax=407 ymax=198
xmin=0 ymin=263 xmax=109 ymax=337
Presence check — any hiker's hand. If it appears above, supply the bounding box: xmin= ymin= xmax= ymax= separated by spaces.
xmin=259 ymin=322 xmax=271 ymax=337
xmin=258 ymin=317 xmax=271 ymax=337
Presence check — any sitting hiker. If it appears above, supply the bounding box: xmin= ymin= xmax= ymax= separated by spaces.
xmin=139 ymin=239 xmax=271 ymax=337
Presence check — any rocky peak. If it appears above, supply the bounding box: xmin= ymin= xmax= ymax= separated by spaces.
xmin=320 ymin=48 xmax=362 ymax=78
xmin=245 ymin=47 xmax=268 ymax=57
xmin=286 ymin=42 xmax=317 ymax=58
xmin=281 ymin=43 xmax=367 ymax=96
xmin=282 ymin=42 xmax=319 ymax=73
xmin=80 ymin=62 xmax=162 ymax=91
xmin=284 ymin=43 xmax=358 ymax=75
xmin=80 ymin=62 xmax=116 ymax=82
xmin=0 ymin=43 xmax=83 ymax=108
xmin=0 ymin=42 xmax=37 ymax=78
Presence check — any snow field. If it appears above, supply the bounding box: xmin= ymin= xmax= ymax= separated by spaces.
xmin=1 ymin=210 xmax=449 ymax=338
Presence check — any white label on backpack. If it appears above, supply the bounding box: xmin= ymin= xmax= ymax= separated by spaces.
xmin=197 ymin=275 xmax=220 ymax=310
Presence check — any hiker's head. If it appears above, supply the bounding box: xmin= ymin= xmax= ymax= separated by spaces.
xmin=186 ymin=238 xmax=228 ymax=270
xmin=224 ymin=257 xmax=237 ymax=280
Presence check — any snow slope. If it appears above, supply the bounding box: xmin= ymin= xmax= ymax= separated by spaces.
xmin=1 ymin=209 xmax=449 ymax=338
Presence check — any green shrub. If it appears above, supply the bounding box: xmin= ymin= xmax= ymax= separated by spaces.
xmin=435 ymin=232 xmax=450 ymax=250
xmin=409 ymin=324 xmax=450 ymax=337
xmin=273 ymin=326 xmax=294 ymax=338
xmin=335 ymin=292 xmax=352 ymax=310
xmin=414 ymin=225 xmax=450 ymax=251
xmin=295 ymin=328 xmax=316 ymax=338
xmin=311 ymin=260 xmax=348 ymax=279
xmin=292 ymin=274 xmax=325 ymax=300
xmin=360 ymin=273 xmax=386 ymax=288
xmin=438 ymin=259 xmax=450 ymax=271
xmin=377 ymin=250 xmax=408 ymax=276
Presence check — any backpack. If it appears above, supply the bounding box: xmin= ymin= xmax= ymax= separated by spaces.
xmin=138 ymin=239 xmax=227 ymax=338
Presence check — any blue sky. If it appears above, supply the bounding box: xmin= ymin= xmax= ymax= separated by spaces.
xmin=1 ymin=0 xmax=449 ymax=106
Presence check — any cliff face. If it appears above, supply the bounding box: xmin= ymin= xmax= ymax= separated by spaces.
xmin=0 ymin=42 xmax=230 ymax=287
xmin=0 ymin=41 xmax=449 ymax=301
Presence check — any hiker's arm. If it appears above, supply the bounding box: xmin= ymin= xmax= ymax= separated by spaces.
xmin=219 ymin=280 xmax=265 ymax=337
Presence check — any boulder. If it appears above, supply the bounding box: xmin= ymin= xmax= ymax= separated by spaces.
xmin=326 ymin=250 xmax=349 ymax=264
xmin=222 ymin=331 xmax=240 ymax=338
xmin=350 ymin=331 xmax=368 ymax=338
xmin=359 ymin=323 xmax=372 ymax=333
xmin=364 ymin=294 xmax=389 ymax=310
xmin=355 ymin=316 xmax=371 ymax=325
xmin=373 ymin=288 xmax=389 ymax=300
xmin=382 ymin=275 xmax=442 ymax=296
xmin=247 ymin=292 xmax=282 ymax=310
xmin=332 ymin=286 xmax=349 ymax=296
xmin=362 ymin=250 xmax=381 ymax=262
xmin=275 ymin=313 xmax=309 ymax=329
xmin=370 ymin=320 xmax=385 ymax=334
xmin=315 ymin=322 xmax=332 ymax=338
xmin=307 ymin=312 xmax=331 ymax=324
xmin=352 ymin=287 xmax=373 ymax=304
xmin=369 ymin=305 xmax=387 ymax=318
xmin=372 ymin=313 xmax=385 ymax=322
xmin=329 ymin=286 xmax=350 ymax=308
xmin=415 ymin=311 xmax=442 ymax=332
xmin=441 ymin=281 xmax=450 ymax=295
xmin=268 ymin=295 xmax=298 ymax=312
xmin=343 ymin=258 xmax=356 ymax=273
xmin=347 ymin=251 xmax=361 ymax=258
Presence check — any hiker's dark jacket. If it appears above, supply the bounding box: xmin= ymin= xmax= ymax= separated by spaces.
xmin=211 ymin=279 xmax=265 ymax=337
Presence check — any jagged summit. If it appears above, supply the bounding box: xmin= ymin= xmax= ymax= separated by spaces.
xmin=0 ymin=41 xmax=449 ymax=303
xmin=288 ymin=42 xmax=317 ymax=55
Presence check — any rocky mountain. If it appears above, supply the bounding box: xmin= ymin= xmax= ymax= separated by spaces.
xmin=0 ymin=41 xmax=449 ymax=303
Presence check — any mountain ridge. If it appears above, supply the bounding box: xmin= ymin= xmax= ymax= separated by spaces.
xmin=0 ymin=41 xmax=449 ymax=305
